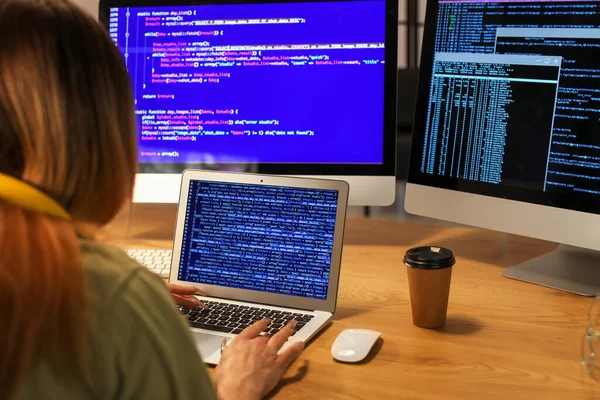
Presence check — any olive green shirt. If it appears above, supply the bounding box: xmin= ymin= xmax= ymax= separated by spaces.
xmin=17 ymin=240 xmax=217 ymax=400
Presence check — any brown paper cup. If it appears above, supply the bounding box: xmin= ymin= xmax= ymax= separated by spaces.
xmin=404 ymin=247 xmax=455 ymax=329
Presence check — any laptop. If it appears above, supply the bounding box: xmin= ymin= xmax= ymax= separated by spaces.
xmin=169 ymin=170 xmax=349 ymax=364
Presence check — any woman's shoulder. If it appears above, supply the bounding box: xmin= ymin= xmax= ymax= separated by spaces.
xmin=81 ymin=239 xmax=153 ymax=301
xmin=80 ymin=238 xmax=143 ymax=277
xmin=78 ymin=240 xmax=216 ymax=399
xmin=80 ymin=239 xmax=172 ymax=316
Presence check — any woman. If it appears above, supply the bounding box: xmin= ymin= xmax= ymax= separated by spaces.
xmin=0 ymin=0 xmax=304 ymax=399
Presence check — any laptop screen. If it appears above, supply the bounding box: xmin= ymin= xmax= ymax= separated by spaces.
xmin=178 ymin=180 xmax=339 ymax=300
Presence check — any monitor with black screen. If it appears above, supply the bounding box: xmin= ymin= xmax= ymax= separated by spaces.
xmin=405 ymin=0 xmax=600 ymax=295
xmin=99 ymin=0 xmax=398 ymax=205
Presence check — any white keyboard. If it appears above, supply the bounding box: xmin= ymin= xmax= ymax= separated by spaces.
xmin=126 ymin=248 xmax=172 ymax=278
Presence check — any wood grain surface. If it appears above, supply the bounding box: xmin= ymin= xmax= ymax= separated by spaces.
xmin=104 ymin=204 xmax=599 ymax=399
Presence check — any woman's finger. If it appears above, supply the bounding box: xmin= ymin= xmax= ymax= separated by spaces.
xmin=168 ymin=283 xmax=206 ymax=296
xmin=276 ymin=341 xmax=305 ymax=369
xmin=268 ymin=320 xmax=296 ymax=351
xmin=172 ymin=294 xmax=207 ymax=309
xmin=238 ymin=318 xmax=271 ymax=339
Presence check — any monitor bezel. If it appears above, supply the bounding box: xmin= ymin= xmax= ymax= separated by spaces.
xmin=169 ymin=170 xmax=349 ymax=313
xmin=98 ymin=0 xmax=398 ymax=177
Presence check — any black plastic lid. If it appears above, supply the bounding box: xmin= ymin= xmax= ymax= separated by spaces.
xmin=403 ymin=246 xmax=455 ymax=269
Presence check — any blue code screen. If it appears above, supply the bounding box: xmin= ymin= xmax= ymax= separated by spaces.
xmin=108 ymin=1 xmax=386 ymax=164
xmin=178 ymin=180 xmax=339 ymax=300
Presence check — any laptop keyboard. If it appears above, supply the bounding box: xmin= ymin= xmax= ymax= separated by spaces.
xmin=177 ymin=300 xmax=315 ymax=335
xmin=126 ymin=248 xmax=171 ymax=278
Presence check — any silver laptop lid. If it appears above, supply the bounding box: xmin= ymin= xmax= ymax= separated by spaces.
xmin=169 ymin=170 xmax=349 ymax=313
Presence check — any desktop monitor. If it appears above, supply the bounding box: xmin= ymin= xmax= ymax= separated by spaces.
xmin=99 ymin=0 xmax=398 ymax=206
xmin=405 ymin=0 xmax=600 ymax=295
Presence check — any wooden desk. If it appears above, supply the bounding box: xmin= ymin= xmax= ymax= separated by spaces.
xmin=105 ymin=205 xmax=598 ymax=399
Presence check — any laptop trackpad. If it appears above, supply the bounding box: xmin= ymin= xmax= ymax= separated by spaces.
xmin=192 ymin=331 xmax=227 ymax=365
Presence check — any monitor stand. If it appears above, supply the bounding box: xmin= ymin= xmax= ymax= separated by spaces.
xmin=502 ymin=245 xmax=600 ymax=296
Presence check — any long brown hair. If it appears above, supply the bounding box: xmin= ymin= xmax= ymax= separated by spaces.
xmin=0 ymin=0 xmax=137 ymax=397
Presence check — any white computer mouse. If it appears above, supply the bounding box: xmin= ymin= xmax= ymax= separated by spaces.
xmin=331 ymin=329 xmax=382 ymax=363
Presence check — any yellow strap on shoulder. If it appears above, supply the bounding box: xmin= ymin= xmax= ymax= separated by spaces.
xmin=0 ymin=173 xmax=71 ymax=220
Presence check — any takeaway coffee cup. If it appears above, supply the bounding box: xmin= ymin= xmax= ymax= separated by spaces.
xmin=404 ymin=246 xmax=455 ymax=329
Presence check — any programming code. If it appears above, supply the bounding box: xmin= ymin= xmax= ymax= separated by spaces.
xmin=421 ymin=0 xmax=600 ymax=196
xmin=178 ymin=180 xmax=339 ymax=300
xmin=423 ymin=53 xmax=560 ymax=190
xmin=108 ymin=1 xmax=386 ymax=164
xmin=495 ymin=27 xmax=600 ymax=194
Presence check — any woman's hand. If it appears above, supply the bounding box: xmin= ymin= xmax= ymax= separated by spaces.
xmin=167 ymin=283 xmax=207 ymax=309
xmin=215 ymin=318 xmax=305 ymax=400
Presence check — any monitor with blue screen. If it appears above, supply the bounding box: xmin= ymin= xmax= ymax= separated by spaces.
xmin=99 ymin=0 xmax=398 ymax=205
xmin=405 ymin=0 xmax=600 ymax=295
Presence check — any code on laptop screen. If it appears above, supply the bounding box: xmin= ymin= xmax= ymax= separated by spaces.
xmin=178 ymin=180 xmax=339 ymax=299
